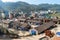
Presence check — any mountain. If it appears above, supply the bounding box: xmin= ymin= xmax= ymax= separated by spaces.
xmin=0 ymin=0 xmax=60 ymax=13
xmin=0 ymin=0 xmax=4 ymax=10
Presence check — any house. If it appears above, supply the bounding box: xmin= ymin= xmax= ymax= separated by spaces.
xmin=30 ymin=11 xmax=39 ymax=18
xmin=39 ymin=10 xmax=54 ymax=15
xmin=1 ymin=12 xmax=5 ymax=19
xmin=39 ymin=11 xmax=48 ymax=15
xmin=19 ymin=23 xmax=31 ymax=31
xmin=0 ymin=11 xmax=5 ymax=19
xmin=34 ymin=21 xmax=56 ymax=34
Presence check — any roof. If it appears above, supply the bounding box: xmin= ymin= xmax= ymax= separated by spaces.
xmin=20 ymin=23 xmax=28 ymax=27
xmin=27 ymin=20 xmax=41 ymax=23
xmin=2 ymin=20 xmax=10 ymax=24
xmin=52 ymin=19 xmax=58 ymax=21
xmin=35 ymin=21 xmax=55 ymax=33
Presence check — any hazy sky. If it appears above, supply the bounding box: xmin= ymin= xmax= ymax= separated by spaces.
xmin=2 ymin=0 xmax=60 ymax=5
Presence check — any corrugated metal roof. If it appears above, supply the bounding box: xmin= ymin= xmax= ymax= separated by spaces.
xmin=35 ymin=21 xmax=55 ymax=33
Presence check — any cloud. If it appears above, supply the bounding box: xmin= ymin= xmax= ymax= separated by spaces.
xmin=2 ymin=0 xmax=36 ymax=2
xmin=2 ymin=0 xmax=60 ymax=4
xmin=2 ymin=0 xmax=15 ymax=2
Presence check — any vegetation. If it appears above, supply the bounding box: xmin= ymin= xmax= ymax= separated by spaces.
xmin=0 ymin=0 xmax=60 ymax=13
xmin=44 ymin=13 xmax=60 ymax=18
xmin=49 ymin=13 xmax=60 ymax=18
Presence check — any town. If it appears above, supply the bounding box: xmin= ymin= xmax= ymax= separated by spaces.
xmin=0 ymin=9 xmax=60 ymax=40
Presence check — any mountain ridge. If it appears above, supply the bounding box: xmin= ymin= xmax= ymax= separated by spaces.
xmin=0 ymin=0 xmax=60 ymax=13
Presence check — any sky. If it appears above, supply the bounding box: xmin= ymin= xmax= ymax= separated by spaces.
xmin=2 ymin=0 xmax=60 ymax=5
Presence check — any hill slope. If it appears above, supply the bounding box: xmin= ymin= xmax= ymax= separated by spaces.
xmin=0 ymin=0 xmax=60 ymax=13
